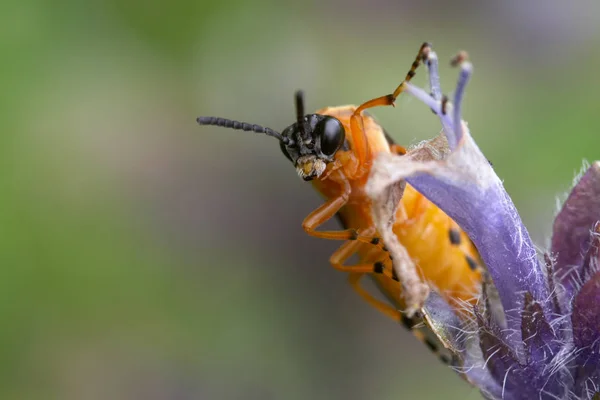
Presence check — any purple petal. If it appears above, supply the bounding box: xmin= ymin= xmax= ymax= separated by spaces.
xmin=572 ymin=270 xmax=600 ymax=350
xmin=543 ymin=253 xmax=570 ymax=320
xmin=466 ymin=367 xmax=503 ymax=400
xmin=573 ymin=361 xmax=600 ymax=400
xmin=477 ymin=309 xmax=518 ymax=379
xmin=580 ymin=223 xmax=600 ymax=287
xmin=475 ymin=311 xmax=542 ymax=400
xmin=477 ymin=303 xmax=568 ymax=400
xmin=552 ymin=162 xmax=600 ymax=297
xmin=521 ymin=292 xmax=557 ymax=366
xmin=571 ymin=271 xmax=600 ymax=399
xmin=423 ymin=292 xmax=503 ymax=399
xmin=366 ymin=59 xmax=549 ymax=343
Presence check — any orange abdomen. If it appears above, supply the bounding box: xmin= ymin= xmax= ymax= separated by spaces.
xmin=339 ymin=184 xmax=481 ymax=308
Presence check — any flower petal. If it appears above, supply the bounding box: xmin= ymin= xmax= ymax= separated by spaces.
xmin=571 ymin=270 xmax=600 ymax=398
xmin=552 ymin=161 xmax=600 ymax=296
xmin=476 ymin=310 xmax=535 ymax=399
xmin=573 ymin=361 xmax=600 ymax=400
xmin=580 ymin=223 xmax=600 ymax=283
xmin=477 ymin=304 xmax=569 ymax=400
xmin=521 ymin=292 xmax=557 ymax=366
xmin=572 ymin=270 xmax=600 ymax=350
xmin=423 ymin=292 xmax=504 ymax=399
xmin=366 ymin=58 xmax=549 ymax=342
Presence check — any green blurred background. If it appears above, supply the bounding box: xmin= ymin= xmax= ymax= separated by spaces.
xmin=2 ymin=0 xmax=600 ymax=399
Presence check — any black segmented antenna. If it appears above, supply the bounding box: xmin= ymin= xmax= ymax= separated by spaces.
xmin=294 ymin=90 xmax=307 ymax=139
xmin=196 ymin=116 xmax=293 ymax=145
xmin=295 ymin=90 xmax=305 ymax=124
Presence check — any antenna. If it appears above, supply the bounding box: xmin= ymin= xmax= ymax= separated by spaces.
xmin=295 ymin=90 xmax=305 ymax=124
xmin=196 ymin=116 xmax=292 ymax=145
xmin=294 ymin=90 xmax=308 ymax=139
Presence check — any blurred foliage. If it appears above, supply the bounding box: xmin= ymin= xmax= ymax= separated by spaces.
xmin=1 ymin=0 xmax=599 ymax=398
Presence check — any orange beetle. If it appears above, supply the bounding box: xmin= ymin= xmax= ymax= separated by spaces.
xmin=197 ymin=43 xmax=482 ymax=362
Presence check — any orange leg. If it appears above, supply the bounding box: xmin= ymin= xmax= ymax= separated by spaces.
xmin=348 ymin=274 xmax=454 ymax=365
xmin=329 ymin=237 xmax=397 ymax=281
xmin=390 ymin=144 xmax=407 ymax=155
xmin=302 ymin=172 xmax=381 ymax=243
xmin=310 ymin=205 xmax=403 ymax=319
xmin=348 ymin=273 xmax=403 ymax=323
xmin=348 ymin=42 xmax=430 ymax=171
xmin=301 ymin=172 xmax=358 ymax=240
xmin=302 ymin=195 xmax=357 ymax=240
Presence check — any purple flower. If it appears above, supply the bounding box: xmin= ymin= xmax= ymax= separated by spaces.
xmin=366 ymin=46 xmax=600 ymax=400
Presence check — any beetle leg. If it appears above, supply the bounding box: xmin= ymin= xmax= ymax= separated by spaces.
xmin=349 ymin=42 xmax=430 ymax=171
xmin=301 ymin=171 xmax=372 ymax=242
xmin=301 ymin=173 xmax=357 ymax=240
xmin=329 ymin=238 xmax=397 ymax=281
xmin=389 ymin=144 xmax=407 ymax=155
xmin=347 ymin=272 xmax=403 ymax=322
xmin=348 ymin=273 xmax=454 ymax=365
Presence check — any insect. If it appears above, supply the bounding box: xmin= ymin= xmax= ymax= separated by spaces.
xmin=197 ymin=43 xmax=482 ymax=362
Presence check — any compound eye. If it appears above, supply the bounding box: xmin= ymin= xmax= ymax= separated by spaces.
xmin=317 ymin=117 xmax=345 ymax=157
